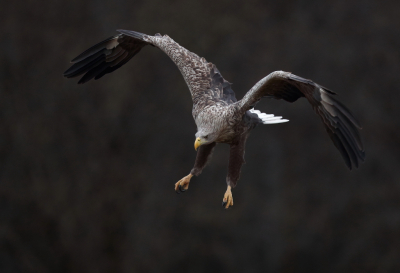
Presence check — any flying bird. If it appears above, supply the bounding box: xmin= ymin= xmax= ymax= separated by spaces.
xmin=64 ymin=30 xmax=365 ymax=209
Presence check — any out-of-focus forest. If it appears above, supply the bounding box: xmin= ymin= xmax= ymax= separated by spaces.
xmin=1 ymin=0 xmax=399 ymax=272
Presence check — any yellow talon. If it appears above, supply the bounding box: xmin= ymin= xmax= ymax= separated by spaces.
xmin=222 ymin=186 xmax=233 ymax=209
xmin=175 ymin=174 xmax=193 ymax=193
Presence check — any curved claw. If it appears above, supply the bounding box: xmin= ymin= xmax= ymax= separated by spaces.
xmin=178 ymin=184 xmax=186 ymax=193
xmin=222 ymin=201 xmax=227 ymax=208
xmin=174 ymin=174 xmax=193 ymax=194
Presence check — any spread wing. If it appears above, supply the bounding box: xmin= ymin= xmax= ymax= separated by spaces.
xmin=64 ymin=30 xmax=236 ymax=105
xmin=63 ymin=31 xmax=148 ymax=84
xmin=238 ymin=71 xmax=365 ymax=169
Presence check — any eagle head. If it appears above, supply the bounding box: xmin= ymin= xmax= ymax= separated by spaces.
xmin=194 ymin=130 xmax=218 ymax=150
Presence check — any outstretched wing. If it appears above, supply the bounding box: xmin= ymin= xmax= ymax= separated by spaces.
xmin=64 ymin=30 xmax=236 ymax=105
xmin=64 ymin=31 xmax=149 ymax=84
xmin=238 ymin=71 xmax=365 ymax=169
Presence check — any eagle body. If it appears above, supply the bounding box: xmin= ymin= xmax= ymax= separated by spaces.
xmin=64 ymin=30 xmax=365 ymax=208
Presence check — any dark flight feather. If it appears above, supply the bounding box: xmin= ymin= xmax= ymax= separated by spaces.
xmin=64 ymin=50 xmax=106 ymax=77
xmin=106 ymin=46 xmax=124 ymax=62
xmin=64 ymin=31 xmax=149 ymax=83
xmin=71 ymin=36 xmax=117 ymax=63
xmin=64 ymin=55 xmax=105 ymax=78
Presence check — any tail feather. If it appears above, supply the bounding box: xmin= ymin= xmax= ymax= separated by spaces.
xmin=249 ymin=109 xmax=289 ymax=124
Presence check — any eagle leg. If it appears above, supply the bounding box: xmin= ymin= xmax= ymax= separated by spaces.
xmin=222 ymin=185 xmax=233 ymax=209
xmin=174 ymin=142 xmax=216 ymax=193
xmin=174 ymin=174 xmax=193 ymax=193
xmin=190 ymin=142 xmax=216 ymax=176
xmin=223 ymin=135 xmax=248 ymax=208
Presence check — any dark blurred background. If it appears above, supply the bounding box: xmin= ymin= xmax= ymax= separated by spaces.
xmin=1 ymin=0 xmax=399 ymax=272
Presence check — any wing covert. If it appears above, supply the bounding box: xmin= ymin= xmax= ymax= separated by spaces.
xmin=132 ymin=30 xmax=236 ymax=105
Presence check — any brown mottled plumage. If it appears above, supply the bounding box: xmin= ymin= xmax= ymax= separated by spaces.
xmin=64 ymin=30 xmax=365 ymax=209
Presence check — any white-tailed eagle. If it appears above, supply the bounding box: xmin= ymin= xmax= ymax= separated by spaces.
xmin=64 ymin=30 xmax=365 ymax=209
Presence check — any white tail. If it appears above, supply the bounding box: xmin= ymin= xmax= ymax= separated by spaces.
xmin=249 ymin=109 xmax=289 ymax=124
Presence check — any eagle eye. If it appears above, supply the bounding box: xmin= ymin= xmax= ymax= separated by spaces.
xmin=204 ymin=135 xmax=209 ymax=139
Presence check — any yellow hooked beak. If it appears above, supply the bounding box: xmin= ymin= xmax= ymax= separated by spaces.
xmin=194 ymin=137 xmax=203 ymax=151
